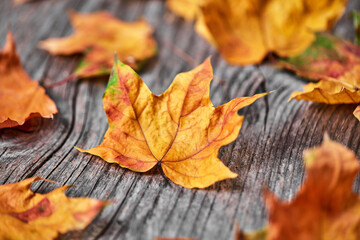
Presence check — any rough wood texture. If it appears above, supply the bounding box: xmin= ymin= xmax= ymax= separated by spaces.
xmin=1 ymin=1 xmax=360 ymax=239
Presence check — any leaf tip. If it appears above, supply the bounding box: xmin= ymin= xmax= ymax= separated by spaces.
xmin=200 ymin=56 xmax=213 ymax=74
xmin=74 ymin=146 xmax=86 ymax=152
xmin=6 ymin=31 xmax=14 ymax=42
xmin=4 ymin=31 xmax=16 ymax=52
xmin=323 ymin=132 xmax=330 ymax=142
xmin=288 ymin=91 xmax=301 ymax=102
xmin=112 ymin=52 xmax=128 ymax=68
xmin=353 ymin=105 xmax=360 ymax=121
xmin=229 ymin=171 xmax=238 ymax=179
xmin=113 ymin=51 xmax=119 ymax=63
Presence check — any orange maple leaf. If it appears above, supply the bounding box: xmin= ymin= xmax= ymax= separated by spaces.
xmin=39 ymin=11 xmax=157 ymax=79
xmin=263 ymin=136 xmax=360 ymax=240
xmin=276 ymin=33 xmax=360 ymax=121
xmin=234 ymin=136 xmax=360 ymax=240
xmin=0 ymin=32 xmax=57 ymax=129
xmin=169 ymin=0 xmax=347 ymax=65
xmin=0 ymin=177 xmax=108 ymax=240
xmin=76 ymin=57 xmax=267 ymax=189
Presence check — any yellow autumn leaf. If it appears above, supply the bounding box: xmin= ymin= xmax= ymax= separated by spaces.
xmin=168 ymin=0 xmax=347 ymax=65
xmin=263 ymin=136 xmax=360 ymax=240
xmin=236 ymin=136 xmax=360 ymax=240
xmin=0 ymin=32 xmax=57 ymax=129
xmin=277 ymin=33 xmax=360 ymax=120
xmin=77 ymin=57 xmax=267 ymax=189
xmin=290 ymin=80 xmax=360 ymax=104
xmin=0 ymin=177 xmax=108 ymax=240
xmin=39 ymin=11 xmax=157 ymax=78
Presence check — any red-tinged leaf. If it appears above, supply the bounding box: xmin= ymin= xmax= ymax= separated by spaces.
xmin=39 ymin=11 xmax=157 ymax=79
xmin=0 ymin=32 xmax=57 ymax=129
xmin=277 ymin=33 xmax=360 ymax=120
xmin=77 ymin=57 xmax=267 ymax=189
xmin=0 ymin=177 xmax=109 ymax=240
xmin=237 ymin=136 xmax=360 ymax=240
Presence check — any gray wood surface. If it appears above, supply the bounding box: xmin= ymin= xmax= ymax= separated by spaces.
xmin=1 ymin=0 xmax=360 ymax=239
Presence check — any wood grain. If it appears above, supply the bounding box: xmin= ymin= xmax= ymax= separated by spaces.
xmin=1 ymin=0 xmax=360 ymax=239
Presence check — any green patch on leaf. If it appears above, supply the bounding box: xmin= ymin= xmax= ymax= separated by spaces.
xmin=75 ymin=57 xmax=111 ymax=78
xmin=312 ymin=33 xmax=335 ymax=49
xmin=353 ymin=10 xmax=360 ymax=45
xmin=106 ymin=71 xmax=119 ymax=89
xmin=280 ymin=33 xmax=340 ymax=67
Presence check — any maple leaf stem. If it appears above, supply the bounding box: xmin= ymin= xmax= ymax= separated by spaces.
xmin=336 ymin=80 xmax=360 ymax=91
xmin=45 ymin=74 xmax=78 ymax=88
xmin=322 ymin=77 xmax=360 ymax=91
xmin=160 ymin=38 xmax=198 ymax=66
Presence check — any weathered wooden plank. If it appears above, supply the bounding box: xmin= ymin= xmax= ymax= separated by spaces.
xmin=1 ymin=0 xmax=360 ymax=239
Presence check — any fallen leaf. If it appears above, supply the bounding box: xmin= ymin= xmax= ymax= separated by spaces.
xmin=196 ymin=0 xmax=346 ymax=64
xmin=277 ymin=33 xmax=360 ymax=84
xmin=0 ymin=177 xmax=108 ymax=240
xmin=76 ymin=57 xmax=267 ymax=189
xmin=0 ymin=32 xmax=57 ymax=129
xmin=263 ymin=136 xmax=360 ymax=240
xmin=276 ymin=33 xmax=360 ymax=120
xmin=235 ymin=136 xmax=360 ymax=240
xmin=39 ymin=11 xmax=157 ymax=78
